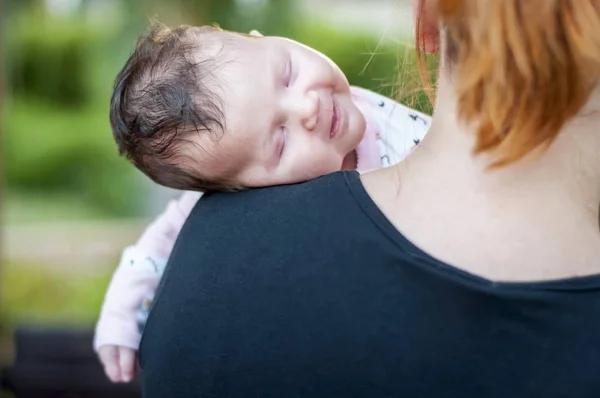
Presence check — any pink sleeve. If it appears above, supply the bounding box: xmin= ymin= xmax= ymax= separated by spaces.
xmin=94 ymin=246 xmax=164 ymax=351
xmin=94 ymin=191 xmax=201 ymax=351
xmin=135 ymin=191 xmax=202 ymax=260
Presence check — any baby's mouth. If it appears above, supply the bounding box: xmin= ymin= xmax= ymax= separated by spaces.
xmin=330 ymin=98 xmax=340 ymax=139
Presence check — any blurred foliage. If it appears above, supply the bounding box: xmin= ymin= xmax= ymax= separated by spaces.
xmin=1 ymin=261 xmax=111 ymax=327
xmin=3 ymin=3 xmax=144 ymax=217
xmin=8 ymin=13 xmax=93 ymax=107
xmin=3 ymin=0 xmax=432 ymax=220
xmin=4 ymin=98 xmax=140 ymax=217
xmin=169 ymin=0 xmax=296 ymax=36
xmin=4 ymin=192 xmax=108 ymax=223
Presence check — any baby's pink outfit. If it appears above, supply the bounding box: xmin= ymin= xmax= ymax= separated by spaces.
xmin=93 ymin=86 xmax=431 ymax=352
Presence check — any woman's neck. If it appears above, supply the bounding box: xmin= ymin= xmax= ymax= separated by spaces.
xmin=371 ymin=74 xmax=600 ymax=280
xmin=419 ymin=76 xmax=600 ymax=225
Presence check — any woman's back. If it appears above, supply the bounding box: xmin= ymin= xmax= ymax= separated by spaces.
xmin=140 ymin=172 xmax=600 ymax=397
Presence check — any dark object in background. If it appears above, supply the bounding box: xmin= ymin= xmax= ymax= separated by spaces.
xmin=1 ymin=326 xmax=140 ymax=398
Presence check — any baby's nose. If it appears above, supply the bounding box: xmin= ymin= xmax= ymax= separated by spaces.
xmin=300 ymin=91 xmax=319 ymax=131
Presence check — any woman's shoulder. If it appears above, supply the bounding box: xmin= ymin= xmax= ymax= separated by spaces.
xmin=197 ymin=171 xmax=361 ymax=221
xmin=176 ymin=171 xmax=376 ymax=262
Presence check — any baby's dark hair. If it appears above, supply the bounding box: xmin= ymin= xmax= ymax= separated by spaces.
xmin=110 ymin=23 xmax=240 ymax=192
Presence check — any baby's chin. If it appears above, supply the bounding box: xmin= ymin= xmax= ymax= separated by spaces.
xmin=341 ymin=150 xmax=358 ymax=170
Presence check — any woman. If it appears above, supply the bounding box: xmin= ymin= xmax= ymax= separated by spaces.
xmin=139 ymin=1 xmax=600 ymax=396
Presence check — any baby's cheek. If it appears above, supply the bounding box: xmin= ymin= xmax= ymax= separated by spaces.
xmin=308 ymin=151 xmax=343 ymax=176
xmin=286 ymin=146 xmax=343 ymax=182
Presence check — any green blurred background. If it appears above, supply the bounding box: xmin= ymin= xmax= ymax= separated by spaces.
xmin=1 ymin=0 xmax=428 ymax=355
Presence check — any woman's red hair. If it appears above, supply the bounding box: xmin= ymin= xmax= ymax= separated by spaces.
xmin=415 ymin=0 xmax=600 ymax=166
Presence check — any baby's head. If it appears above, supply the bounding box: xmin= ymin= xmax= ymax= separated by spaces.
xmin=110 ymin=24 xmax=366 ymax=191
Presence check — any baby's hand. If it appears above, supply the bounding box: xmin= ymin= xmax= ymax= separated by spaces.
xmin=98 ymin=345 xmax=137 ymax=383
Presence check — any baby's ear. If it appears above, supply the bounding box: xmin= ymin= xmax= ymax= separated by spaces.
xmin=249 ymin=30 xmax=263 ymax=37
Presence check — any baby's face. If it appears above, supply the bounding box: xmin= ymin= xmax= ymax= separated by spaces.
xmin=186 ymin=32 xmax=366 ymax=187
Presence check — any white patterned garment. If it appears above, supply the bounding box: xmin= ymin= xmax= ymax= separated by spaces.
xmin=351 ymin=86 xmax=430 ymax=168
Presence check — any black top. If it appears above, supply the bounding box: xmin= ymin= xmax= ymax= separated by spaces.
xmin=139 ymin=171 xmax=600 ymax=398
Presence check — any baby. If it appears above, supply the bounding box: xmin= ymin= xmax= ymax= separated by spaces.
xmin=96 ymin=23 xmax=431 ymax=382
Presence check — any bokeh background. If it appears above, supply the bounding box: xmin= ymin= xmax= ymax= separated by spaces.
xmin=1 ymin=0 xmax=427 ymax=365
